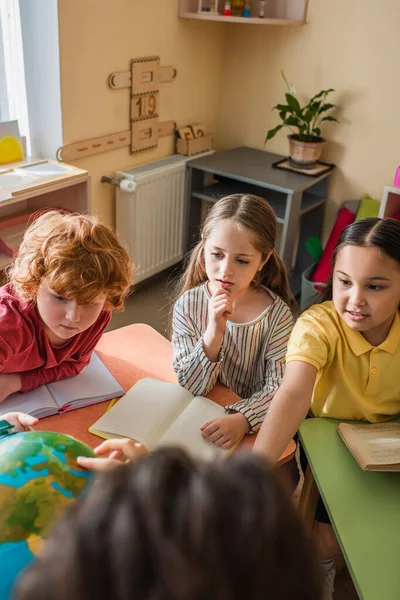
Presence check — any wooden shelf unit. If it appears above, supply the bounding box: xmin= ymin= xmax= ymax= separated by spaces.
xmin=178 ymin=0 xmax=308 ymax=25
xmin=0 ymin=159 xmax=89 ymax=270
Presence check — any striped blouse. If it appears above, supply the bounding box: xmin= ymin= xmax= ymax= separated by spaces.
xmin=172 ymin=283 xmax=294 ymax=432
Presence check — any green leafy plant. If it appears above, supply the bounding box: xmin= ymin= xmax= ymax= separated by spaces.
xmin=265 ymin=69 xmax=338 ymax=144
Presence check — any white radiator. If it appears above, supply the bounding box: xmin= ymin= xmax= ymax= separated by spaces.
xmin=115 ymin=155 xmax=189 ymax=285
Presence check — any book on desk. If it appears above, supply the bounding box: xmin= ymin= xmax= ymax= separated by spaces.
xmin=338 ymin=421 xmax=400 ymax=471
xmin=90 ymin=378 xmax=240 ymax=462
xmin=0 ymin=353 xmax=124 ymax=418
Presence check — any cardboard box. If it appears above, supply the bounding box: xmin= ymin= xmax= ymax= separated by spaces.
xmin=176 ymin=134 xmax=213 ymax=156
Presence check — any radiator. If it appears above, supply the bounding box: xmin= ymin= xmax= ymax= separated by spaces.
xmin=115 ymin=155 xmax=189 ymax=285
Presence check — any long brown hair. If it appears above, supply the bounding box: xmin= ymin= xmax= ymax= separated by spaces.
xmin=173 ymin=194 xmax=294 ymax=308
xmin=15 ymin=448 xmax=322 ymax=600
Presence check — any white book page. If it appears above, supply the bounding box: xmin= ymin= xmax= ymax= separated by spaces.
xmin=0 ymin=385 xmax=56 ymax=418
xmin=157 ymin=396 xmax=228 ymax=461
xmin=90 ymin=379 xmax=193 ymax=451
xmin=47 ymin=353 xmax=124 ymax=408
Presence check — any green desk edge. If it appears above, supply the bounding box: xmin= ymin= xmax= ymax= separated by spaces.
xmin=299 ymin=417 xmax=400 ymax=600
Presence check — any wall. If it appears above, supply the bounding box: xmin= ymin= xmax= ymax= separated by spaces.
xmin=216 ymin=0 xmax=400 ymax=237
xmin=58 ymin=0 xmax=225 ymax=224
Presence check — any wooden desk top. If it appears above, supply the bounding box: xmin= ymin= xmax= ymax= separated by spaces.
xmin=300 ymin=418 xmax=400 ymax=600
xmin=36 ymin=324 xmax=295 ymax=466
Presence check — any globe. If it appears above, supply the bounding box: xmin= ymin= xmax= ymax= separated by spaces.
xmin=0 ymin=430 xmax=96 ymax=600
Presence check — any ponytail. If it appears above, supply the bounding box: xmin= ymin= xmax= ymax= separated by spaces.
xmin=258 ymin=252 xmax=295 ymax=309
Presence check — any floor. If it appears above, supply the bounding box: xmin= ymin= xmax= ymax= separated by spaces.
xmin=106 ymin=265 xmax=359 ymax=600
xmin=105 ymin=265 xmax=182 ymax=338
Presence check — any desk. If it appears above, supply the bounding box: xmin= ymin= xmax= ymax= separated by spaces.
xmin=299 ymin=418 xmax=400 ymax=600
xmin=36 ymin=323 xmax=295 ymax=465
xmin=185 ymin=147 xmax=333 ymax=297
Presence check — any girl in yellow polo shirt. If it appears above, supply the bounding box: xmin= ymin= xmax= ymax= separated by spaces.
xmin=253 ymin=216 xmax=400 ymax=599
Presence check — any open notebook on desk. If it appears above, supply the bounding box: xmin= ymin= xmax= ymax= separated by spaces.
xmin=0 ymin=353 xmax=124 ymax=418
xmin=90 ymin=378 xmax=240 ymax=462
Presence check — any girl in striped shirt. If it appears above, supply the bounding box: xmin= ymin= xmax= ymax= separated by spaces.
xmin=172 ymin=194 xmax=295 ymax=450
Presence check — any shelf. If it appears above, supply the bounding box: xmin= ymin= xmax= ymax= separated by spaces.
xmin=178 ymin=0 xmax=308 ymax=25
xmin=191 ymin=182 xmax=326 ymax=224
xmin=300 ymin=193 xmax=326 ymax=216
xmin=0 ymin=158 xmax=90 ymax=270
xmin=192 ymin=181 xmax=285 ymax=223
xmin=179 ymin=12 xmax=304 ymax=25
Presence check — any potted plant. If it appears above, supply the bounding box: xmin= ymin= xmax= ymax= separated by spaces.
xmin=265 ymin=69 xmax=338 ymax=167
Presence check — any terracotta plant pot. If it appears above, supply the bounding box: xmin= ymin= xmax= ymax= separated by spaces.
xmin=288 ymin=134 xmax=325 ymax=166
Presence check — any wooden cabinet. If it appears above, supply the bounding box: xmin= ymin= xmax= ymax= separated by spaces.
xmin=178 ymin=0 xmax=308 ymax=25
xmin=0 ymin=158 xmax=89 ymax=270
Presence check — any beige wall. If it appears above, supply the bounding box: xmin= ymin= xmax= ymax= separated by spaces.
xmin=59 ymin=0 xmax=400 ymax=235
xmin=216 ymin=0 xmax=400 ymax=236
xmin=58 ymin=0 xmax=225 ymax=224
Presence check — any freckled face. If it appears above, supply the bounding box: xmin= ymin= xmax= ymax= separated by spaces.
xmin=36 ymin=281 xmax=107 ymax=345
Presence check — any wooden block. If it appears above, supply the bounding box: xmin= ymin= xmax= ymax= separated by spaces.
xmin=57 ymin=131 xmax=130 ymax=162
xmin=131 ymin=57 xmax=160 ymax=95
xmin=160 ymin=66 xmax=177 ymax=83
xmin=191 ymin=123 xmax=206 ymax=138
xmin=131 ymin=117 xmax=159 ymax=153
xmin=108 ymin=70 xmax=131 ymax=89
xmin=176 ymin=133 xmax=213 ymax=156
xmin=130 ymin=92 xmax=159 ymax=121
xmin=157 ymin=121 xmax=176 ymax=137
xmin=177 ymin=126 xmax=195 ymax=141
xmin=109 ymin=65 xmax=176 ymax=89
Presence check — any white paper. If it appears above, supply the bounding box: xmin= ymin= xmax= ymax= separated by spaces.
xmin=90 ymin=378 xmax=193 ymax=451
xmin=0 ymin=385 xmax=55 ymax=418
xmin=47 ymin=353 xmax=124 ymax=408
xmin=158 ymin=395 xmax=227 ymax=461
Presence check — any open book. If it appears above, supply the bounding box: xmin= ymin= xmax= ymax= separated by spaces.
xmin=337 ymin=422 xmax=400 ymax=471
xmin=90 ymin=378 xmax=238 ymax=461
xmin=0 ymin=353 xmax=124 ymax=418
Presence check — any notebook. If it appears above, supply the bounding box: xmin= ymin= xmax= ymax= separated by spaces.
xmin=89 ymin=378 xmax=240 ymax=462
xmin=0 ymin=353 xmax=124 ymax=418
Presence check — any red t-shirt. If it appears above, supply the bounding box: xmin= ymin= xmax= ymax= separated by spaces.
xmin=0 ymin=284 xmax=111 ymax=393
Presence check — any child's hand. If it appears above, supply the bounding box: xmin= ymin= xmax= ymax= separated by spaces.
xmin=77 ymin=438 xmax=147 ymax=472
xmin=207 ymin=288 xmax=233 ymax=335
xmin=0 ymin=373 xmax=22 ymax=403
xmin=201 ymin=413 xmax=250 ymax=449
xmin=0 ymin=412 xmax=38 ymax=432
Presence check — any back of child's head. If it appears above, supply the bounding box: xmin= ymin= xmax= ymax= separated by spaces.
xmin=8 ymin=210 xmax=133 ymax=310
xmin=15 ymin=448 xmax=322 ymax=600
xmin=322 ymin=217 xmax=400 ymax=300
xmin=176 ymin=193 xmax=294 ymax=307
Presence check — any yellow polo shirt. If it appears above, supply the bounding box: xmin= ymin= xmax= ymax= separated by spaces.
xmin=286 ymin=301 xmax=400 ymax=422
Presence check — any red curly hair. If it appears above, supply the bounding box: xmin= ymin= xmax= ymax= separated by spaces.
xmin=8 ymin=211 xmax=134 ymax=311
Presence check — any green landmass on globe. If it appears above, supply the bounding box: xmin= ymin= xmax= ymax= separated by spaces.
xmin=0 ymin=429 xmax=95 ymax=592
